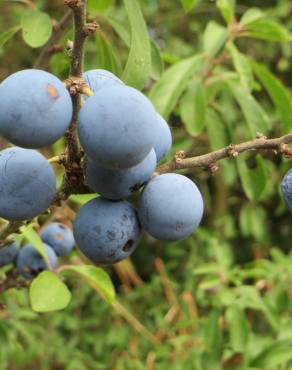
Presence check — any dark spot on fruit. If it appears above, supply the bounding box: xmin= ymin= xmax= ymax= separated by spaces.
xmin=47 ymin=84 xmax=59 ymax=99
xmin=123 ymin=239 xmax=134 ymax=252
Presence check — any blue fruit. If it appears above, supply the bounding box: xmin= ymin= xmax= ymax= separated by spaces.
xmin=78 ymin=85 xmax=158 ymax=168
xmin=0 ymin=147 xmax=56 ymax=221
xmin=84 ymin=149 xmax=157 ymax=200
xmin=0 ymin=242 xmax=20 ymax=266
xmin=17 ymin=243 xmax=58 ymax=280
xmin=0 ymin=69 xmax=72 ymax=148
xmin=41 ymin=222 xmax=75 ymax=256
xmin=153 ymin=114 xmax=172 ymax=162
xmin=282 ymin=168 xmax=292 ymax=212
xmin=138 ymin=173 xmax=204 ymax=241
xmin=83 ymin=69 xmax=124 ymax=99
xmin=73 ymin=197 xmax=141 ymax=265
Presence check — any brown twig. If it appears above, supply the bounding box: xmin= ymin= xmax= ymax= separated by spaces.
xmin=34 ymin=10 xmax=72 ymax=70
xmin=0 ymin=221 xmax=25 ymax=247
xmin=59 ymin=0 xmax=92 ymax=200
xmin=157 ymin=133 xmax=292 ymax=174
xmin=0 ymin=270 xmax=30 ymax=294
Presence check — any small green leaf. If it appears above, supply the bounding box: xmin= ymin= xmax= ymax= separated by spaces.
xmin=244 ymin=19 xmax=292 ymax=42
xmin=228 ymin=43 xmax=253 ymax=92
xmin=88 ymin=0 xmax=114 ymax=13
xmin=21 ymin=10 xmax=52 ymax=48
xmin=239 ymin=205 xmax=254 ymax=237
xmin=69 ymin=194 xmax=96 ymax=205
xmin=181 ymin=0 xmax=198 ymax=12
xmin=122 ymin=0 xmax=151 ymax=89
xmin=150 ymin=39 xmax=164 ymax=80
xmin=226 ymin=305 xmax=249 ymax=352
xmin=206 ymin=109 xmax=230 ymax=150
xmin=204 ymin=310 xmax=222 ymax=356
xmin=216 ymin=0 xmax=235 ymax=23
xmin=149 ymin=54 xmax=204 ymax=118
xmin=61 ymin=265 xmax=115 ymax=304
xmin=180 ymin=81 xmax=206 ymax=135
xmin=251 ymin=341 xmax=292 ymax=369
xmin=237 ymin=155 xmax=267 ymax=202
xmin=252 ymin=61 xmax=292 ymax=133
xmin=106 ymin=16 xmax=130 ymax=46
xmin=0 ymin=26 xmax=20 ymax=49
xmin=30 ymin=271 xmax=71 ymax=312
xmin=240 ymin=8 xmax=265 ymax=26
xmin=228 ymin=81 xmax=269 ymax=136
xmin=20 ymin=224 xmax=48 ymax=262
xmin=95 ymin=32 xmax=122 ymax=76
xmin=203 ymin=21 xmax=228 ymax=56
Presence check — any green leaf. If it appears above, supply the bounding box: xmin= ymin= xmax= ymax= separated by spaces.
xmin=216 ymin=0 xmax=235 ymax=23
xmin=149 ymin=54 xmax=204 ymax=118
xmin=251 ymin=341 xmax=292 ymax=369
xmin=228 ymin=43 xmax=253 ymax=92
xmin=181 ymin=0 xmax=198 ymax=12
xmin=20 ymin=224 xmax=48 ymax=262
xmin=180 ymin=81 xmax=206 ymax=135
xmin=106 ymin=16 xmax=130 ymax=46
xmin=61 ymin=265 xmax=115 ymax=304
xmin=30 ymin=271 xmax=71 ymax=312
xmin=21 ymin=10 xmax=52 ymax=48
xmin=226 ymin=305 xmax=249 ymax=352
xmin=244 ymin=19 xmax=292 ymax=42
xmin=239 ymin=205 xmax=254 ymax=237
xmin=252 ymin=61 xmax=292 ymax=133
xmin=88 ymin=0 xmax=114 ymax=13
xmin=206 ymin=109 xmax=229 ymax=150
xmin=204 ymin=310 xmax=222 ymax=356
xmin=203 ymin=21 xmax=228 ymax=56
xmin=69 ymin=194 xmax=96 ymax=205
xmin=95 ymin=32 xmax=122 ymax=76
xmin=150 ymin=39 xmax=164 ymax=80
xmin=237 ymin=155 xmax=267 ymax=202
xmin=122 ymin=0 xmax=151 ymax=89
xmin=0 ymin=26 xmax=20 ymax=49
xmin=240 ymin=8 xmax=265 ymax=26
xmin=228 ymin=81 xmax=269 ymax=136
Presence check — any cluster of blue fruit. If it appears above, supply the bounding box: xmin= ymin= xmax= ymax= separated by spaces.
xmin=0 ymin=68 xmax=204 ymax=269
xmin=0 ymin=223 xmax=74 ymax=279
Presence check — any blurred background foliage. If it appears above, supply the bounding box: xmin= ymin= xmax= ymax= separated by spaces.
xmin=1 ymin=0 xmax=292 ymax=369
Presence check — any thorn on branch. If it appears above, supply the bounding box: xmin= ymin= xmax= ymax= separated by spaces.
xmin=84 ymin=21 xmax=100 ymax=37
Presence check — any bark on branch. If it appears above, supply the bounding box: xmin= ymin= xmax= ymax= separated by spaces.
xmin=157 ymin=133 xmax=292 ymax=174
